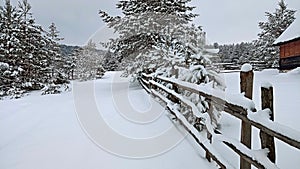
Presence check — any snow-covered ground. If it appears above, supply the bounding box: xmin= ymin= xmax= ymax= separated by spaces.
xmin=0 ymin=70 xmax=299 ymax=169
xmin=0 ymin=72 xmax=214 ymax=169
xmin=219 ymin=68 xmax=300 ymax=168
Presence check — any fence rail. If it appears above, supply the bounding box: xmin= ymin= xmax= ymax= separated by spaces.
xmin=138 ymin=67 xmax=300 ymax=169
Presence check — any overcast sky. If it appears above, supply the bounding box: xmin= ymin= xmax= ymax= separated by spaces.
xmin=2 ymin=0 xmax=300 ymax=46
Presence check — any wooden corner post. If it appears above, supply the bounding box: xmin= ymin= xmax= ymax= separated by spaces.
xmin=240 ymin=64 xmax=254 ymax=169
xmin=260 ymin=84 xmax=276 ymax=163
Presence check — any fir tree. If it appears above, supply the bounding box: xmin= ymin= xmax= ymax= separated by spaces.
xmin=74 ymin=40 xmax=105 ymax=81
xmin=17 ymin=0 xmax=52 ymax=88
xmin=254 ymin=0 xmax=296 ymax=68
xmin=99 ymin=0 xmax=223 ymax=131
xmin=46 ymin=22 xmax=67 ymax=83
xmin=0 ymin=0 xmax=69 ymax=98
xmin=48 ymin=22 xmax=64 ymax=42
xmin=0 ymin=0 xmax=22 ymax=62
xmin=99 ymin=0 xmax=204 ymax=75
xmin=0 ymin=0 xmax=24 ymax=97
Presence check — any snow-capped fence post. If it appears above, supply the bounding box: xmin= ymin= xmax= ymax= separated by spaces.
xmin=240 ymin=64 xmax=253 ymax=169
xmin=260 ymin=84 xmax=276 ymax=163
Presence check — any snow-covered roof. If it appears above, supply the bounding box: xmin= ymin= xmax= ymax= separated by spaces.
xmin=274 ymin=12 xmax=300 ymax=45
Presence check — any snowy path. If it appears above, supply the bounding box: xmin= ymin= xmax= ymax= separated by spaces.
xmin=0 ymin=72 xmax=214 ymax=169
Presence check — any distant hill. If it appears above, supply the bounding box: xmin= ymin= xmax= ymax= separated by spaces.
xmin=59 ymin=44 xmax=82 ymax=57
xmin=59 ymin=44 xmax=108 ymax=57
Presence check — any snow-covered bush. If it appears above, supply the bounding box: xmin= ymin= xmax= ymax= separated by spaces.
xmin=41 ymin=83 xmax=70 ymax=95
xmin=0 ymin=62 xmax=9 ymax=71
xmin=6 ymin=86 xmax=27 ymax=99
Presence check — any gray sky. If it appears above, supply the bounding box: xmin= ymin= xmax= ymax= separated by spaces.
xmin=2 ymin=0 xmax=300 ymax=46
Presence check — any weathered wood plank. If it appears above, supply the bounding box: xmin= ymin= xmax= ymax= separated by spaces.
xmin=260 ymin=86 xmax=276 ymax=163
xmin=240 ymin=69 xmax=254 ymax=169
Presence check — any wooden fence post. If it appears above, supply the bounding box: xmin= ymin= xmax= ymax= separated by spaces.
xmin=260 ymin=84 xmax=276 ymax=163
xmin=173 ymin=67 xmax=179 ymax=93
xmin=205 ymin=102 xmax=214 ymax=162
xmin=240 ymin=64 xmax=254 ymax=169
xmin=169 ymin=67 xmax=180 ymax=104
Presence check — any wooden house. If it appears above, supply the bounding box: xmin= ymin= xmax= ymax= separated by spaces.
xmin=274 ymin=18 xmax=300 ymax=70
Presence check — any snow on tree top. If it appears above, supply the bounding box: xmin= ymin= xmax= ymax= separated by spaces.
xmin=241 ymin=63 xmax=253 ymax=72
xmin=274 ymin=12 xmax=300 ymax=45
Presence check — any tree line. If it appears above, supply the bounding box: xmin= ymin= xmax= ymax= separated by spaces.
xmin=0 ymin=0 xmax=70 ymax=98
xmin=217 ymin=0 xmax=296 ymax=70
xmin=0 ymin=0 xmax=106 ymax=98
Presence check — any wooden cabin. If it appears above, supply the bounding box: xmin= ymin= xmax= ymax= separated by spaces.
xmin=274 ymin=18 xmax=300 ymax=70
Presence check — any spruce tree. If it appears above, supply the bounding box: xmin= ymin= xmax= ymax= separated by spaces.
xmin=254 ymin=0 xmax=296 ymax=68
xmin=17 ymin=0 xmax=51 ymax=89
xmin=46 ymin=22 xmax=67 ymax=83
xmin=0 ymin=0 xmax=22 ymax=63
xmin=0 ymin=0 xmax=68 ymax=98
xmin=0 ymin=0 xmax=24 ymax=97
xmin=99 ymin=0 xmax=223 ymax=131
xmin=99 ymin=0 xmax=204 ymax=75
xmin=74 ymin=40 xmax=105 ymax=81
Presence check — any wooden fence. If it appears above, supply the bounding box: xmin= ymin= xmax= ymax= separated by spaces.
xmin=138 ymin=67 xmax=300 ymax=169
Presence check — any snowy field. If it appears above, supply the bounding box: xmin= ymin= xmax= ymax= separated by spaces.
xmin=0 ymin=70 xmax=300 ymax=169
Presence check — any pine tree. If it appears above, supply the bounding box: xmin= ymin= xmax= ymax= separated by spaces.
xmin=0 ymin=0 xmax=24 ymax=97
xmin=0 ymin=0 xmax=69 ymax=98
xmin=102 ymin=51 xmax=119 ymax=71
xmin=99 ymin=0 xmax=223 ymax=131
xmin=99 ymin=0 xmax=203 ymax=75
xmin=0 ymin=0 xmax=22 ymax=63
xmin=254 ymin=0 xmax=296 ymax=68
xmin=46 ymin=22 xmax=67 ymax=83
xmin=17 ymin=0 xmax=52 ymax=89
xmin=74 ymin=40 xmax=105 ymax=81
xmin=48 ymin=22 xmax=64 ymax=42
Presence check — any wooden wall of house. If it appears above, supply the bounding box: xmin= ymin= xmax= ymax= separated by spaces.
xmin=280 ymin=39 xmax=300 ymax=58
xmin=279 ymin=39 xmax=300 ymax=70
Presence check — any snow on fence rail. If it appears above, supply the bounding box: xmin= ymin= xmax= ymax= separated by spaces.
xmin=138 ymin=66 xmax=300 ymax=169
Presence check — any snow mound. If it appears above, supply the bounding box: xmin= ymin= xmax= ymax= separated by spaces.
xmin=261 ymin=69 xmax=279 ymax=75
xmin=241 ymin=64 xmax=252 ymax=72
xmin=288 ymin=67 xmax=300 ymax=75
